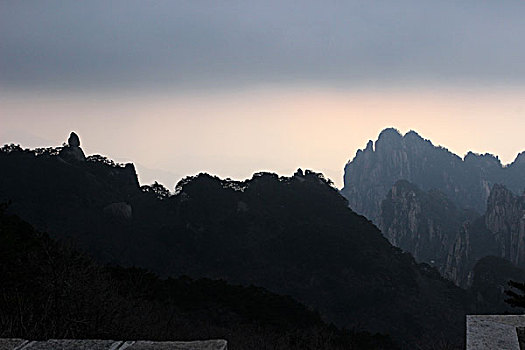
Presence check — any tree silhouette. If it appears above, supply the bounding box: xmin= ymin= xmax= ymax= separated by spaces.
xmin=0 ymin=206 xmax=397 ymax=349
xmin=140 ymin=181 xmax=170 ymax=200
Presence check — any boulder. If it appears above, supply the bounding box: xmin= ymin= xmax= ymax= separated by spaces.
xmin=59 ymin=132 xmax=85 ymax=162
xmin=103 ymin=202 xmax=133 ymax=220
xmin=68 ymin=132 xmax=81 ymax=147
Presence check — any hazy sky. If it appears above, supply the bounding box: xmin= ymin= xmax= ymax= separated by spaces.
xmin=1 ymin=1 xmax=524 ymax=188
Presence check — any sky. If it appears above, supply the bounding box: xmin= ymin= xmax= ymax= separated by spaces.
xmin=1 ymin=1 xmax=525 ymax=189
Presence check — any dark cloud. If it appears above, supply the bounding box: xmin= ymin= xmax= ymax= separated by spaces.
xmin=1 ymin=0 xmax=525 ymax=91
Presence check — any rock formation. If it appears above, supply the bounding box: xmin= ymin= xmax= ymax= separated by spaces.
xmin=485 ymin=184 xmax=525 ymax=266
xmin=379 ymin=180 xmax=479 ymax=285
xmin=342 ymin=128 xmax=525 ymax=224
xmin=68 ymin=131 xmax=81 ymax=147
xmin=59 ymin=131 xmax=86 ymax=162
xmin=103 ymin=202 xmax=133 ymax=220
xmin=379 ymin=181 xmax=525 ymax=287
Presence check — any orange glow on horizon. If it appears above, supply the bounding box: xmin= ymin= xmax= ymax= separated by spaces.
xmin=1 ymin=86 xmax=524 ymax=188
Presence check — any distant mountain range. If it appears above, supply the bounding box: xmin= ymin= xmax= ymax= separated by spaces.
xmin=341 ymin=128 xmax=525 ymax=288
xmin=0 ymin=133 xmax=478 ymax=349
xmin=342 ymin=128 xmax=525 ymax=224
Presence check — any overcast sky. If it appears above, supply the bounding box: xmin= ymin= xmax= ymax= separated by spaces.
xmin=1 ymin=1 xmax=524 ymax=188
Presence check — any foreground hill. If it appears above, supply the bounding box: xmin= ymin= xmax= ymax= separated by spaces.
xmin=469 ymin=256 xmax=525 ymax=313
xmin=0 ymin=205 xmax=395 ymax=349
xmin=0 ymin=135 xmax=473 ymax=348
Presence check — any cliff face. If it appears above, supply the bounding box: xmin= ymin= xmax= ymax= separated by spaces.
xmin=444 ymin=221 xmax=473 ymax=287
xmin=379 ymin=180 xmax=480 ymax=286
xmin=379 ymin=180 xmax=525 ymax=287
xmin=341 ymin=128 xmax=525 ymax=224
xmin=485 ymin=184 xmax=525 ymax=266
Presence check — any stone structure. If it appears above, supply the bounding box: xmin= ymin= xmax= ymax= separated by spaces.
xmin=0 ymin=339 xmax=227 ymax=350
xmin=466 ymin=315 xmax=525 ymax=349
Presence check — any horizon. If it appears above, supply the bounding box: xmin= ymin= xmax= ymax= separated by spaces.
xmin=1 ymin=123 xmax=523 ymax=191
xmin=1 ymin=1 xmax=525 ymax=189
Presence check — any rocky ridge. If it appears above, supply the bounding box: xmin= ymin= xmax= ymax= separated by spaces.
xmin=342 ymin=128 xmax=525 ymax=224
xmin=379 ymin=180 xmax=478 ymax=285
xmin=379 ymin=180 xmax=525 ymax=287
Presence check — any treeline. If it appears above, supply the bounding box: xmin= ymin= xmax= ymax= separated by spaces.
xmin=0 ymin=205 xmax=397 ymax=350
xmin=0 ymin=141 xmax=470 ymax=348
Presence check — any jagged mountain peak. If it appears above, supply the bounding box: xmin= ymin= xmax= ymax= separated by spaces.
xmin=403 ymin=130 xmax=431 ymax=146
xmin=342 ymin=129 xmax=525 ymax=223
xmin=377 ymin=128 xmax=430 ymax=146
xmin=512 ymin=151 xmax=525 ymax=166
xmin=375 ymin=127 xmax=403 ymax=152
xmin=365 ymin=139 xmax=374 ymax=152
xmin=403 ymin=129 xmax=422 ymax=139
xmin=377 ymin=127 xmax=402 ymax=140
xmin=349 ymin=128 xmax=431 ymax=164
xmin=464 ymin=151 xmax=502 ymax=168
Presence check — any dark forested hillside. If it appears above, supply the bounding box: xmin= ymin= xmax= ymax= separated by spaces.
xmin=469 ymin=256 xmax=525 ymax=313
xmin=0 ymin=136 xmax=474 ymax=348
xmin=0 ymin=205 xmax=396 ymax=350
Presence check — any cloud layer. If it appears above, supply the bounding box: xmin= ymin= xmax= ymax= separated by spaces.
xmin=2 ymin=1 xmax=525 ymax=91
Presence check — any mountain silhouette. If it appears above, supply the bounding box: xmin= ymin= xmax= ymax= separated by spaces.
xmin=0 ymin=133 xmax=478 ymax=348
xmin=342 ymin=128 xmax=525 ymax=224
xmin=0 ymin=204 xmax=397 ymax=349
